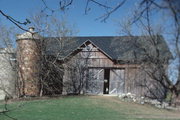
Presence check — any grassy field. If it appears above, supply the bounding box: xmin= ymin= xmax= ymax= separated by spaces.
xmin=0 ymin=96 xmax=180 ymax=120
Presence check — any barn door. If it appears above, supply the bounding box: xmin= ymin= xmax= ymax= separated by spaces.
xmin=86 ymin=69 xmax=104 ymax=94
xmin=103 ymin=69 xmax=110 ymax=94
xmin=109 ymin=69 xmax=125 ymax=95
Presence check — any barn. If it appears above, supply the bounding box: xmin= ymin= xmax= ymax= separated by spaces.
xmin=0 ymin=27 xmax=169 ymax=99
xmin=0 ymin=28 xmax=173 ymax=100
xmin=44 ymin=36 xmax=171 ymax=96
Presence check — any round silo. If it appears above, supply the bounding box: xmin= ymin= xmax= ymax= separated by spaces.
xmin=16 ymin=27 xmax=41 ymax=97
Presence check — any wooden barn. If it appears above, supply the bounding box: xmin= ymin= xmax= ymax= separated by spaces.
xmin=44 ymin=36 xmax=171 ymax=96
xmin=14 ymin=28 xmax=172 ymax=97
xmin=0 ymin=28 xmax=172 ymax=100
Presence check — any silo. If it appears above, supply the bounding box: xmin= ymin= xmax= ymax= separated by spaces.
xmin=16 ymin=27 xmax=41 ymax=96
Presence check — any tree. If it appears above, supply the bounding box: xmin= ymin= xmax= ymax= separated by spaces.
xmin=136 ymin=0 xmax=180 ymax=106
xmin=0 ymin=23 xmax=24 ymax=120
xmin=117 ymin=0 xmax=180 ymax=106
xmin=0 ymin=0 xmax=127 ymax=31
xmin=0 ymin=24 xmax=17 ymax=99
xmin=63 ymin=43 xmax=93 ymax=94
xmin=29 ymin=13 xmax=76 ymax=96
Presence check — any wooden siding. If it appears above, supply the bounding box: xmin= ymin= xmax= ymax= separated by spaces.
xmin=62 ymin=43 xmax=151 ymax=96
xmin=124 ymin=68 xmax=145 ymax=96
xmin=86 ymin=68 xmax=104 ymax=94
xmin=109 ymin=69 xmax=125 ymax=94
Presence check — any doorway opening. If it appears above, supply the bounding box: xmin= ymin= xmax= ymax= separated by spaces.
xmin=103 ymin=69 xmax=110 ymax=94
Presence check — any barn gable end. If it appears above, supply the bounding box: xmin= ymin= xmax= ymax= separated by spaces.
xmin=62 ymin=40 xmax=147 ymax=96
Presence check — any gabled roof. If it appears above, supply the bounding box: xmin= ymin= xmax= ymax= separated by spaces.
xmin=44 ymin=36 xmax=172 ymax=63
xmin=70 ymin=40 xmax=114 ymax=60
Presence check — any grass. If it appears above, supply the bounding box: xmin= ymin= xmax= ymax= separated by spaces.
xmin=0 ymin=96 xmax=180 ymax=120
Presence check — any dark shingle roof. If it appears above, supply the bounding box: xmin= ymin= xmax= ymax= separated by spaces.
xmin=44 ymin=36 xmax=172 ymax=62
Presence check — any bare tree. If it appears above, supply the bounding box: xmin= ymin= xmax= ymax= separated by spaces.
xmin=0 ymin=24 xmax=17 ymax=99
xmin=117 ymin=0 xmax=180 ymax=106
xmin=0 ymin=0 xmax=128 ymax=31
xmin=0 ymin=23 xmax=24 ymax=120
xmin=30 ymin=13 xmax=76 ymax=96
xmin=63 ymin=44 xmax=91 ymax=94
xmin=136 ymin=0 xmax=180 ymax=106
xmin=63 ymin=42 xmax=102 ymax=95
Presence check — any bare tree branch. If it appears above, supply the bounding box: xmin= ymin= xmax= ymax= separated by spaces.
xmin=95 ymin=0 xmax=127 ymax=22
xmin=0 ymin=10 xmax=30 ymax=32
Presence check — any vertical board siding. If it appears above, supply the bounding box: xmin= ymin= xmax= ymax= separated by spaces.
xmin=63 ymin=43 xmax=152 ymax=96
xmin=86 ymin=69 xmax=104 ymax=94
xmin=109 ymin=69 xmax=125 ymax=94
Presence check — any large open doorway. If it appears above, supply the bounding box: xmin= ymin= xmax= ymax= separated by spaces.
xmin=103 ymin=69 xmax=110 ymax=94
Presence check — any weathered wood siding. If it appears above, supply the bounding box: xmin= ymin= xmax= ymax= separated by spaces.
xmin=63 ymin=43 xmax=152 ymax=96
xmin=124 ymin=67 xmax=146 ymax=96
xmin=86 ymin=68 xmax=104 ymax=94
xmin=109 ymin=69 xmax=125 ymax=94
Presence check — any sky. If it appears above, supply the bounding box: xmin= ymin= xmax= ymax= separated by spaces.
xmin=0 ymin=0 xmax=135 ymax=36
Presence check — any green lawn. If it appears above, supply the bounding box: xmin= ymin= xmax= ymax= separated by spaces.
xmin=0 ymin=96 xmax=180 ymax=120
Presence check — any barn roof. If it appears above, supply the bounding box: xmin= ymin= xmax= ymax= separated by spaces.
xmin=44 ymin=36 xmax=172 ymax=63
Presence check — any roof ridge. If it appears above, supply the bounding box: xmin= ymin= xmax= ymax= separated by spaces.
xmin=44 ymin=35 xmax=156 ymax=38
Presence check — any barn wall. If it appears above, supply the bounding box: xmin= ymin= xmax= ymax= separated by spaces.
xmin=124 ymin=67 xmax=146 ymax=96
xmin=63 ymin=44 xmax=159 ymax=96
xmin=62 ymin=43 xmax=149 ymax=95
xmin=62 ymin=43 xmax=114 ymax=94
